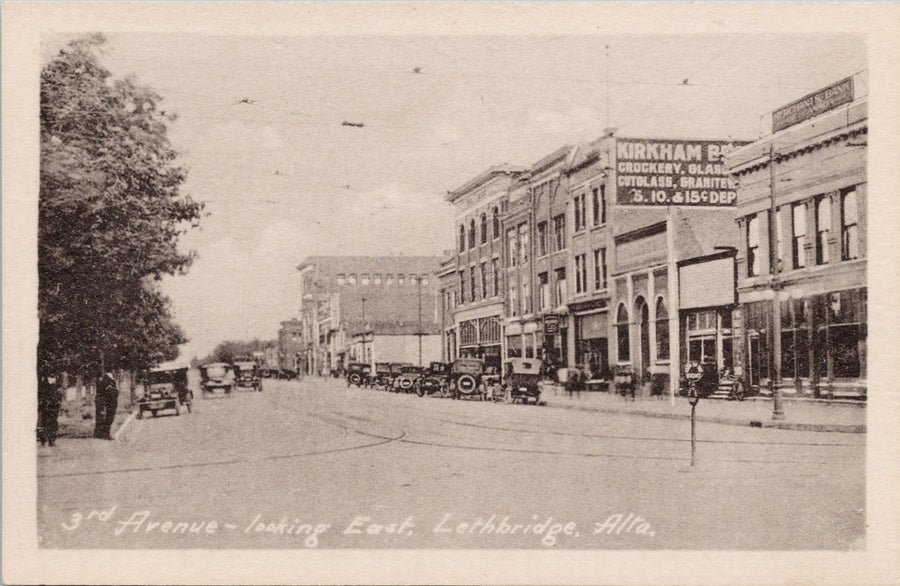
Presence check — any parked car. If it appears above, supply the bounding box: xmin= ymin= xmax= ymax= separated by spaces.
xmin=233 ymin=360 xmax=262 ymax=391
xmin=393 ymin=365 xmax=426 ymax=393
xmin=200 ymin=362 xmax=234 ymax=397
xmin=449 ymin=357 xmax=488 ymax=400
xmin=137 ymin=364 xmax=191 ymax=418
xmin=346 ymin=362 xmax=371 ymax=387
xmin=372 ymin=362 xmax=394 ymax=389
xmin=497 ymin=358 xmax=543 ymax=405
xmin=416 ymin=361 xmax=452 ymax=397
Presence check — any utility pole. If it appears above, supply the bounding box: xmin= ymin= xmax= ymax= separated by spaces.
xmin=769 ymin=144 xmax=785 ymax=420
xmin=417 ymin=277 xmax=423 ymax=366
xmin=361 ymin=296 xmax=367 ymax=365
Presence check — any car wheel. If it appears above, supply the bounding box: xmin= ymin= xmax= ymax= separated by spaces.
xmin=151 ymin=409 xmax=158 ymax=417
xmin=349 ymin=373 xmax=362 ymax=387
xmin=400 ymin=378 xmax=413 ymax=392
xmin=416 ymin=383 xmax=425 ymax=397
xmin=457 ymin=374 xmax=476 ymax=396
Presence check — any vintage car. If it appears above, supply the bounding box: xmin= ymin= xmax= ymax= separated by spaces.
xmin=138 ymin=364 xmax=192 ymax=418
xmin=346 ymin=362 xmax=372 ymax=387
xmin=200 ymin=362 xmax=235 ymax=397
xmin=233 ymin=360 xmax=263 ymax=392
xmin=416 ymin=361 xmax=451 ymax=397
xmin=372 ymin=362 xmax=394 ymax=389
xmin=393 ymin=365 xmax=425 ymax=393
xmin=497 ymin=358 xmax=543 ymax=405
xmin=449 ymin=357 xmax=488 ymax=400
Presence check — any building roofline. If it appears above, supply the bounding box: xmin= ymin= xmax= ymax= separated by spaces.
xmin=445 ymin=164 xmax=527 ymax=203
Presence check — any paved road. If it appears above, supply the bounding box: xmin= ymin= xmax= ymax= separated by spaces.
xmin=37 ymin=377 xmax=865 ymax=549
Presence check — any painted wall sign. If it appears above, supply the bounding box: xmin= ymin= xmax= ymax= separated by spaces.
xmin=772 ymin=77 xmax=853 ymax=133
xmin=615 ymin=139 xmax=746 ymax=207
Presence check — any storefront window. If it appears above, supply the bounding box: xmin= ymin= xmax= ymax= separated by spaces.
xmin=655 ymin=299 xmax=669 ymax=360
xmin=830 ymin=289 xmax=865 ymax=378
xmin=616 ymin=304 xmax=629 ymax=362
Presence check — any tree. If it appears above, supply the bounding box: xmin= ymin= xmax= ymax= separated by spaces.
xmin=39 ymin=34 xmax=203 ymax=378
xmin=205 ymin=339 xmax=276 ymax=364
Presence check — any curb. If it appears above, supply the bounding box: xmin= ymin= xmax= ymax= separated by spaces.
xmin=544 ymin=398 xmax=866 ymax=434
xmin=112 ymin=412 xmax=135 ymax=441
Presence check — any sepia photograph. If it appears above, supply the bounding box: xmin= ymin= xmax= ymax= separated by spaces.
xmin=3 ymin=2 xmax=899 ymax=584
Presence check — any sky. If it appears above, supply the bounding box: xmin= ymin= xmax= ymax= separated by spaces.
xmin=43 ymin=32 xmax=865 ymax=361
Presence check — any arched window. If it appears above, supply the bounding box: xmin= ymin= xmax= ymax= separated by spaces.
xmin=480 ymin=213 xmax=488 ymax=244
xmin=616 ymin=304 xmax=630 ymax=362
xmin=492 ymin=207 xmax=500 ymax=239
xmin=655 ymin=298 xmax=670 ymax=360
xmin=468 ymin=219 xmax=476 ymax=249
xmin=459 ymin=225 xmax=466 ymax=253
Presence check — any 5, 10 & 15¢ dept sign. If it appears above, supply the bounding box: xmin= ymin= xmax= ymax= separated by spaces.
xmin=615 ymin=139 xmax=749 ymax=207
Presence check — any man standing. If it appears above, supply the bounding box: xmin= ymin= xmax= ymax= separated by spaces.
xmin=94 ymin=371 xmax=118 ymax=440
xmin=37 ymin=374 xmax=62 ymax=446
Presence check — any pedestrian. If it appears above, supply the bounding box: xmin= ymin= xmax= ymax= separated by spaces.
xmin=37 ymin=374 xmax=62 ymax=446
xmin=94 ymin=370 xmax=119 ymax=440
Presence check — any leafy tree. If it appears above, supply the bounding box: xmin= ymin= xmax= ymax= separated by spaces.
xmin=39 ymin=34 xmax=203 ymax=377
xmin=206 ymin=339 xmax=276 ymax=364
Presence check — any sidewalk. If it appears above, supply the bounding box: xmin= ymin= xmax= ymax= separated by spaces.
xmin=539 ymin=383 xmax=866 ymax=433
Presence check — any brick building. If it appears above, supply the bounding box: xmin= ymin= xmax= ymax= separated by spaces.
xmin=444 ymin=165 xmax=525 ymax=372
xmin=727 ymin=74 xmax=867 ymax=399
xmin=296 ymin=256 xmax=443 ymax=375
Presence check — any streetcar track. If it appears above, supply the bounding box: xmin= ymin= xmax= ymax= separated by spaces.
xmin=39 ymin=391 xmax=407 ymax=479
xmin=335 ymin=388 xmax=863 ymax=448
xmin=273 ymin=386 xmax=859 ymax=466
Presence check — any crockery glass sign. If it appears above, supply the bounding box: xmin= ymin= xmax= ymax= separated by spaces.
xmin=772 ymin=77 xmax=853 ymax=133
xmin=615 ymin=139 xmax=746 ymax=207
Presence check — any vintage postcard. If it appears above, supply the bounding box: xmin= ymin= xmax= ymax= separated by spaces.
xmin=3 ymin=2 xmax=899 ymax=584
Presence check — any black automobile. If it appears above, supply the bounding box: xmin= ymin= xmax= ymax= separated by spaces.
xmin=200 ymin=362 xmax=235 ymax=398
xmin=449 ymin=357 xmax=488 ymax=401
xmin=416 ymin=361 xmax=451 ymax=397
xmin=393 ymin=365 xmax=425 ymax=393
xmin=233 ymin=360 xmax=262 ymax=392
xmin=496 ymin=358 xmax=542 ymax=405
xmin=137 ymin=364 xmax=192 ymax=418
xmin=372 ymin=362 xmax=394 ymax=389
xmin=346 ymin=362 xmax=371 ymax=387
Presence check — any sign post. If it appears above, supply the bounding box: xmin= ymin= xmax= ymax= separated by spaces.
xmin=684 ymin=362 xmax=704 ymax=467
